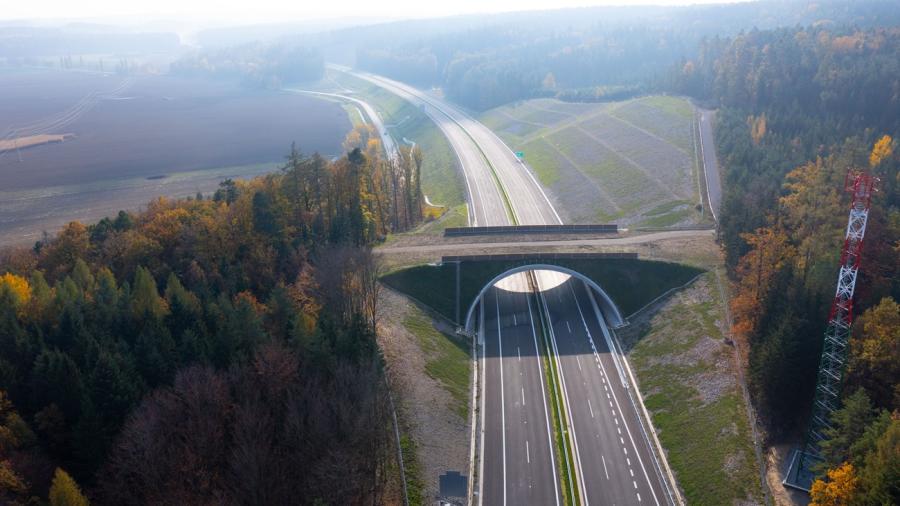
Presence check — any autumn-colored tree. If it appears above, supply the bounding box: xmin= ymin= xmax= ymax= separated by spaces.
xmin=0 ymin=460 xmax=27 ymax=499
xmin=848 ymin=298 xmax=900 ymax=409
xmin=40 ymin=221 xmax=90 ymax=277
xmin=0 ymin=272 xmax=31 ymax=311
xmin=857 ymin=416 xmax=900 ymax=505
xmin=542 ymin=72 xmax=557 ymax=90
xmin=748 ymin=112 xmax=767 ymax=145
xmin=779 ymin=157 xmax=844 ymax=274
xmin=810 ymin=462 xmax=860 ymax=506
xmin=48 ymin=468 xmax=90 ymax=506
xmin=130 ymin=266 xmax=168 ymax=320
xmin=869 ymin=134 xmax=893 ymax=167
xmin=730 ymin=226 xmax=795 ymax=337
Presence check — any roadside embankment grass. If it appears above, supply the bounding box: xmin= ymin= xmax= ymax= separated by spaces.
xmin=479 ymin=95 xmax=702 ymax=228
xmin=618 ymin=273 xmax=764 ymax=504
xmin=328 ymin=70 xmax=466 ymax=209
xmin=399 ymin=434 xmax=426 ymax=505
xmin=402 ymin=306 xmax=471 ymax=419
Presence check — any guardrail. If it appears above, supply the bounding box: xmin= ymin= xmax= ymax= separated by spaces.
xmin=444 ymin=224 xmax=618 ymax=237
xmin=442 ymin=252 xmax=638 ymax=262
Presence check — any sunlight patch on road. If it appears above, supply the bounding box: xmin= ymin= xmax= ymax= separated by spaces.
xmin=494 ymin=269 xmax=571 ymax=293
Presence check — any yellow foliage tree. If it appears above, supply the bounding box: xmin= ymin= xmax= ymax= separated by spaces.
xmin=869 ymin=135 xmax=893 ymax=167
xmin=748 ymin=113 xmax=767 ymax=145
xmin=731 ymin=226 xmax=795 ymax=337
xmin=0 ymin=272 xmax=31 ymax=311
xmin=809 ymin=462 xmax=859 ymax=506
xmin=49 ymin=468 xmax=89 ymax=506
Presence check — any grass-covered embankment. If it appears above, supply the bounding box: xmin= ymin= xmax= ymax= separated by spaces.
xmin=621 ymin=272 xmax=763 ymax=504
xmin=382 ymin=258 xmax=704 ymax=324
xmin=402 ymin=305 xmax=471 ymax=420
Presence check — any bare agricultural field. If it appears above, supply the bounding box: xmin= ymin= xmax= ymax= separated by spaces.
xmin=0 ymin=133 xmax=73 ymax=152
xmin=480 ymin=95 xmax=706 ymax=227
xmin=0 ymin=68 xmax=350 ymax=244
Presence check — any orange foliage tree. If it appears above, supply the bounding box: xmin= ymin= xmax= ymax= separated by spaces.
xmin=0 ymin=272 xmax=31 ymax=313
xmin=730 ymin=226 xmax=795 ymax=337
xmin=869 ymin=134 xmax=893 ymax=168
xmin=810 ymin=462 xmax=860 ymax=506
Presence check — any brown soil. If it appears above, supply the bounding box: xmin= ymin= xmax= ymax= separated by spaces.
xmin=378 ymin=288 xmax=470 ymax=503
xmin=377 ymin=229 xmax=721 ymax=272
xmin=766 ymin=445 xmax=811 ymax=506
xmin=0 ymin=133 xmax=73 ymax=152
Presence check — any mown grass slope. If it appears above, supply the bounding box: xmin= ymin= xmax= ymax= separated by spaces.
xmin=480 ymin=96 xmax=706 ymax=228
xmin=621 ymin=273 xmax=763 ymax=504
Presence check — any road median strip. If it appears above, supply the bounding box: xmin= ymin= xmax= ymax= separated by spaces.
xmin=528 ymin=273 xmax=581 ymax=506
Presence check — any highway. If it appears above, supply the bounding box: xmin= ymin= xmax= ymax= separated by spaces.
xmin=328 ymin=64 xmax=510 ymax=228
xmin=698 ymin=109 xmax=722 ymax=222
xmin=336 ymin=65 xmax=676 ymax=505
xmin=285 ymin=89 xmax=399 ymax=162
xmin=481 ymin=281 xmax=561 ymax=505
xmin=537 ymin=277 xmax=670 ymax=504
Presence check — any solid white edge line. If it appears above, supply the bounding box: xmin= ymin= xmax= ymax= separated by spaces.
xmin=496 ymin=294 xmax=507 ymax=506
xmin=572 ymin=284 xmax=662 ymax=506
xmin=538 ymin=283 xmax=589 ymax=506
xmin=478 ymin=295 xmax=486 ymax=506
xmin=699 ymin=110 xmax=718 ymax=223
xmin=585 ymin=286 xmax=680 ymax=506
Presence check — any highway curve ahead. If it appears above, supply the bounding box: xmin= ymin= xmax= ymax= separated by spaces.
xmin=336 ymin=65 xmax=676 ymax=505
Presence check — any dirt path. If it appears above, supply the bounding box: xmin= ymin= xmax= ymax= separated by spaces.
xmin=376 ymin=229 xmax=714 ymax=255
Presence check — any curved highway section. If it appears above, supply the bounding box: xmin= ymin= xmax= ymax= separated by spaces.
xmin=337 ymin=65 xmax=677 ymax=505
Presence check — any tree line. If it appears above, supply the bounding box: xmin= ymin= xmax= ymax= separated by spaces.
xmin=351 ymin=1 xmax=900 ymax=111
xmin=170 ymin=43 xmax=325 ymax=88
xmin=668 ymin=24 xmax=899 ymax=503
xmin=0 ymin=138 xmax=422 ymax=504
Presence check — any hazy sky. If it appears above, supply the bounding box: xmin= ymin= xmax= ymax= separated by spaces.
xmin=3 ymin=0 xmax=748 ymax=24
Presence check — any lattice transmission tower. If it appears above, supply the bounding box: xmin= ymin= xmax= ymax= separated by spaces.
xmin=783 ymin=170 xmax=879 ymax=491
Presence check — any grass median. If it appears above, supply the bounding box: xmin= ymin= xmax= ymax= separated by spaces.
xmin=530 ymin=286 xmax=580 ymax=506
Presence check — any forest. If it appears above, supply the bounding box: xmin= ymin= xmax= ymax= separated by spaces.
xmin=352 ymin=0 xmax=900 ymax=110
xmin=171 ymin=43 xmax=325 ymax=87
xmin=669 ymin=24 xmax=899 ymax=503
xmin=0 ymin=133 xmax=424 ymax=504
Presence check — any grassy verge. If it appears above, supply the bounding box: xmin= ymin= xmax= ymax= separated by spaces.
xmin=402 ymin=306 xmax=471 ymax=420
xmin=328 ymin=70 xmax=466 ymax=209
xmin=400 ymin=434 xmax=426 ymax=505
xmin=636 ymin=207 xmax=695 ymax=228
xmin=531 ymin=289 xmax=579 ymax=506
xmin=623 ymin=273 xmax=763 ymax=504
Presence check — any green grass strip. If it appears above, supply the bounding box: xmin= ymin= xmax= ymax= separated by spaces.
xmin=530 ymin=287 xmax=580 ymax=506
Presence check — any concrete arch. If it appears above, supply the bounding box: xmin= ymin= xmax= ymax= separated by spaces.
xmin=463 ymin=263 xmax=625 ymax=331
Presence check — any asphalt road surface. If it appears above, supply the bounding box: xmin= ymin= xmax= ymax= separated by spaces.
xmin=286 ymin=89 xmax=400 ymax=162
xmin=481 ymin=282 xmax=561 ymax=505
xmin=329 ymin=64 xmax=510 ymax=228
xmin=339 ymin=65 xmax=676 ymax=505
xmin=698 ymin=109 xmax=722 ymax=222
xmin=538 ymin=277 xmax=671 ymax=505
